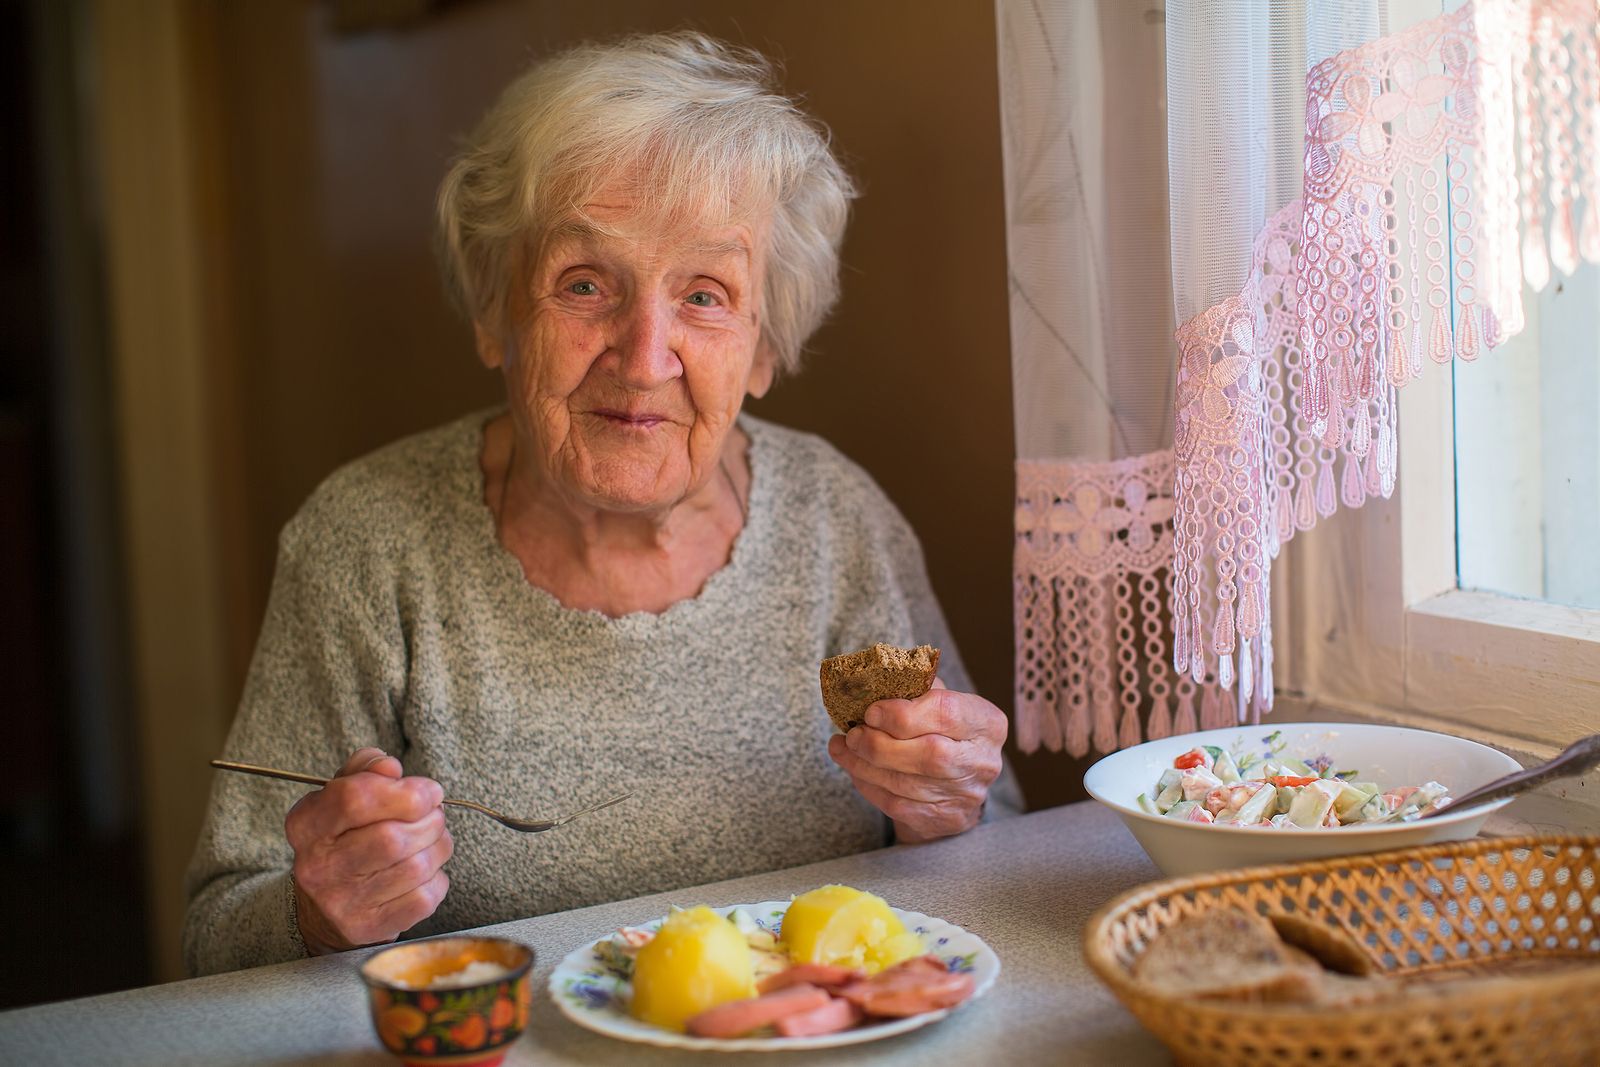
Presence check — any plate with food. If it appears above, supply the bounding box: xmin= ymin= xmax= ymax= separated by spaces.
xmin=547 ymin=884 xmax=999 ymax=1050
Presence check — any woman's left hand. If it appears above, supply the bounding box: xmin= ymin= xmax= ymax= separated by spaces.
xmin=826 ymin=679 xmax=1008 ymax=843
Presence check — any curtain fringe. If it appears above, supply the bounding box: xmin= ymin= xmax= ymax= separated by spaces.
xmin=1013 ymin=454 xmax=1255 ymax=755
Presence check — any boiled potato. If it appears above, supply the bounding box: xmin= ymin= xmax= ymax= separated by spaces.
xmin=629 ymin=907 xmax=755 ymax=1032
xmin=780 ymin=885 xmax=924 ymax=974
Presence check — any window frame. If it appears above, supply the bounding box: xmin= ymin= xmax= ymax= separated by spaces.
xmin=1279 ymin=360 xmax=1600 ymax=760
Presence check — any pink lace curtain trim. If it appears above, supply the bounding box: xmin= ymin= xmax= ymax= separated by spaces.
xmin=1015 ymin=454 xmax=1237 ymax=757
xmin=1172 ymin=0 xmax=1598 ymax=692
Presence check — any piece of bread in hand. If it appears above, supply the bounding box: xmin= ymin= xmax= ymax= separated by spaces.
xmin=818 ymin=643 xmax=941 ymax=733
xmin=1130 ymin=908 xmax=1324 ymax=1004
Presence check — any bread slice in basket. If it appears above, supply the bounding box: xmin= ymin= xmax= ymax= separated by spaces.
xmin=1268 ymin=913 xmax=1380 ymax=977
xmin=818 ymin=643 xmax=940 ymax=733
xmin=1130 ymin=909 xmax=1326 ymax=1003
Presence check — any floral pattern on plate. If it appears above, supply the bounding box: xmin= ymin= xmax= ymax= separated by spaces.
xmin=547 ymin=900 xmax=1000 ymax=1052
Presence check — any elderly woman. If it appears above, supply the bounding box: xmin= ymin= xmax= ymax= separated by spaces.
xmin=184 ymin=31 xmax=1020 ymax=976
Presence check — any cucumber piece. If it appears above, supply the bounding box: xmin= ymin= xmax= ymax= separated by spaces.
xmin=1165 ymin=800 xmax=1201 ymax=820
xmin=1392 ymin=782 xmax=1449 ymax=820
xmin=1356 ymin=793 xmax=1398 ymax=822
xmin=1273 ymin=785 xmax=1298 ymax=816
xmin=1212 ymin=748 xmax=1241 ymax=784
xmin=1136 ymin=793 xmax=1158 ymax=815
xmin=1333 ymin=782 xmax=1375 ymax=819
xmin=1232 ymin=782 xmax=1277 ymax=825
xmin=1287 ymin=780 xmax=1342 ymax=827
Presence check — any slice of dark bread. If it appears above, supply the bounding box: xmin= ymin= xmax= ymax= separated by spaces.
xmin=818 ymin=643 xmax=941 ymax=733
xmin=1130 ymin=908 xmax=1324 ymax=1004
xmin=1268 ymin=913 xmax=1379 ymax=976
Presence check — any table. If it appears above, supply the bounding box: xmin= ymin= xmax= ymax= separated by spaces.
xmin=0 ymin=802 xmax=1171 ymax=1065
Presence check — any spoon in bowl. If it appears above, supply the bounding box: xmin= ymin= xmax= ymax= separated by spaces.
xmin=1417 ymin=733 xmax=1600 ymax=820
xmin=211 ymin=759 xmax=632 ymax=833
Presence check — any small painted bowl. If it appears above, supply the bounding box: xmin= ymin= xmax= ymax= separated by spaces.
xmin=360 ymin=936 xmax=534 ymax=1067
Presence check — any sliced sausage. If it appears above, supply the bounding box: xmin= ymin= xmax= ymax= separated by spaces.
xmin=757 ymin=963 xmax=864 ymax=995
xmin=684 ymin=983 xmax=831 ymax=1038
xmin=884 ymin=954 xmax=949 ymax=976
xmin=837 ymin=959 xmax=976 ymax=1018
xmin=841 ymin=971 xmax=974 ymax=1017
xmin=772 ymin=996 xmax=864 ymax=1038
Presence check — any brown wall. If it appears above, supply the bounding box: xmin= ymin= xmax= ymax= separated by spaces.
xmin=200 ymin=1 xmax=1072 ymax=810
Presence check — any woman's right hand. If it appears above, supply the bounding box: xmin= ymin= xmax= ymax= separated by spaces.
xmin=284 ymin=747 xmax=453 ymax=955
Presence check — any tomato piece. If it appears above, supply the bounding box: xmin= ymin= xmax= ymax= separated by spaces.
xmin=1173 ymin=750 xmax=1206 ymax=770
xmin=1267 ymin=775 xmax=1319 ymax=787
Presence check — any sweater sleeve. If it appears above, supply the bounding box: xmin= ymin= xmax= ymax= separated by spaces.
xmin=182 ymin=506 xmax=407 ymax=976
xmin=829 ymin=473 xmax=1025 ymax=820
xmin=886 ymin=514 xmax=1025 ymax=821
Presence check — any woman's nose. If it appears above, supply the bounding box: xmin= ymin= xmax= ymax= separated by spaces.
xmin=609 ymin=294 xmax=682 ymax=388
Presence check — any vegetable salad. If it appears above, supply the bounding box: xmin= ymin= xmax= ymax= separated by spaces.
xmin=1136 ymin=731 xmax=1449 ymax=828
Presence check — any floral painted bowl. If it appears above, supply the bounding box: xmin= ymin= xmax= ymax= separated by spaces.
xmin=360 ymin=936 xmax=534 ymax=1067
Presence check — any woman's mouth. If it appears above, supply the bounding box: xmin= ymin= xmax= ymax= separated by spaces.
xmin=591 ymin=408 xmax=670 ymax=429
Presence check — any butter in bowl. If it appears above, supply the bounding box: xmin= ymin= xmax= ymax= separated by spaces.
xmin=360 ymin=936 xmax=533 ymax=1066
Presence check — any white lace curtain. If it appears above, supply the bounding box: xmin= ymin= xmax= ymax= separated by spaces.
xmin=999 ymin=0 xmax=1600 ymax=756
xmin=997 ymin=1 xmax=1191 ymax=755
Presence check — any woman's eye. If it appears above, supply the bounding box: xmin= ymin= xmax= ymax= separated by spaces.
xmin=686 ymin=290 xmax=720 ymax=307
xmin=568 ymin=280 xmax=599 ymax=296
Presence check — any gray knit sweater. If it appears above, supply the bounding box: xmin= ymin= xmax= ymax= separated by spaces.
xmin=183 ymin=410 xmax=1021 ymax=976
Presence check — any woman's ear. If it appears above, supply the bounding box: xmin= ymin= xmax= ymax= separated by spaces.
xmin=746 ymin=343 xmax=777 ymax=399
xmin=473 ymin=321 xmax=505 ymax=370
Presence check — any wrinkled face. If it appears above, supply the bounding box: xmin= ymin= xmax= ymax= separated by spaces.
xmin=479 ymin=189 xmax=775 ymax=516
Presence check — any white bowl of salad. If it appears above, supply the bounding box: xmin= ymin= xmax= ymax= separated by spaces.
xmin=1082 ymin=722 xmax=1523 ymax=876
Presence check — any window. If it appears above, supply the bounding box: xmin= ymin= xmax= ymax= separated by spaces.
xmin=1281 ymin=0 xmax=1600 ymax=757
xmin=1455 ymin=262 xmax=1600 ymax=612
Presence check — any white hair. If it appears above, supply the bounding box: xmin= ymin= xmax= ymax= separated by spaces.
xmin=436 ymin=31 xmax=856 ymax=375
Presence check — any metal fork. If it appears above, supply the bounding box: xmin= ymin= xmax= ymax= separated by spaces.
xmin=210 ymin=759 xmax=632 ymax=833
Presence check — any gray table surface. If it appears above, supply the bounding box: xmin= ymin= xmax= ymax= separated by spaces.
xmin=0 ymin=801 xmax=1171 ymax=1066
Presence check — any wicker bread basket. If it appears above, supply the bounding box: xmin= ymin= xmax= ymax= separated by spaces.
xmin=1084 ymin=835 xmax=1600 ymax=1067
